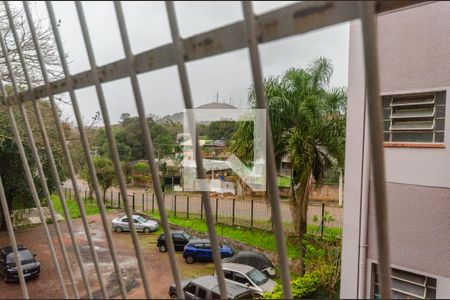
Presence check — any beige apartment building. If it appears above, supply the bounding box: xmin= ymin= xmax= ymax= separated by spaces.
xmin=341 ymin=2 xmax=450 ymax=299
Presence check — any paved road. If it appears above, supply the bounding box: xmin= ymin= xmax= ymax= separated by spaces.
xmin=63 ymin=180 xmax=343 ymax=231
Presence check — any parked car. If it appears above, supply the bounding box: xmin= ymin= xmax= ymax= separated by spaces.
xmin=0 ymin=245 xmax=40 ymax=282
xmin=183 ymin=239 xmax=234 ymax=264
xmin=223 ymin=251 xmax=276 ymax=278
xmin=168 ymin=275 xmax=256 ymax=299
xmin=157 ymin=230 xmax=193 ymax=252
xmin=112 ymin=214 xmax=159 ymax=233
xmin=216 ymin=263 xmax=276 ymax=294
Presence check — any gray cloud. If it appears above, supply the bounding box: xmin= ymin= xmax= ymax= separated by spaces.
xmin=31 ymin=1 xmax=348 ymax=124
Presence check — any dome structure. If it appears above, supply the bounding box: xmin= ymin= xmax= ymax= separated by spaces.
xmin=196 ymin=102 xmax=237 ymax=109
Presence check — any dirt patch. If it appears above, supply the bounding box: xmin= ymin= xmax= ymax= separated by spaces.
xmin=0 ymin=211 xmax=214 ymax=299
xmin=92 ymin=268 xmax=138 ymax=299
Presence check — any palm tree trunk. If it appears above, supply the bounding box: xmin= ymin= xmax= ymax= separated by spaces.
xmin=291 ymin=169 xmax=311 ymax=276
xmin=298 ymin=220 xmax=307 ymax=275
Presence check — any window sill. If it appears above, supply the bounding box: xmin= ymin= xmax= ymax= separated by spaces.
xmin=384 ymin=142 xmax=445 ymax=148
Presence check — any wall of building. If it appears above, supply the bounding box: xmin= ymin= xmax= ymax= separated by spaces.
xmin=341 ymin=18 xmax=367 ymax=298
xmin=377 ymin=2 xmax=450 ymax=189
xmin=342 ymin=2 xmax=450 ymax=298
xmin=367 ymin=182 xmax=450 ymax=277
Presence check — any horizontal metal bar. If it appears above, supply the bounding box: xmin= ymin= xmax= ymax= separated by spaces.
xmin=1 ymin=1 xmax=421 ymax=106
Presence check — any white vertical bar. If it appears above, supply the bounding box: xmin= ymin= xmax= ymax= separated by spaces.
xmin=46 ymin=1 xmax=127 ymax=298
xmin=358 ymin=2 xmax=393 ymax=298
xmin=75 ymin=2 xmax=153 ymax=298
xmin=0 ymin=175 xmax=29 ymax=298
xmin=112 ymin=2 xmax=185 ymax=298
xmin=21 ymin=2 xmax=107 ymax=298
xmin=0 ymin=10 xmax=69 ymax=299
xmin=241 ymin=2 xmax=292 ymax=298
xmin=164 ymin=1 xmax=228 ymax=298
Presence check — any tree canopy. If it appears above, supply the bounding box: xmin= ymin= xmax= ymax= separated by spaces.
xmin=89 ymin=113 xmax=181 ymax=162
xmin=0 ymin=3 xmax=66 ymax=231
xmin=231 ymin=57 xmax=346 ymax=272
xmin=0 ymin=101 xmax=67 ymax=230
xmin=80 ymin=156 xmax=116 ymax=200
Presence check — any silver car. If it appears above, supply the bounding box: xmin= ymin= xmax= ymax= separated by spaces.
xmin=112 ymin=214 xmax=159 ymax=233
xmin=215 ymin=263 xmax=276 ymax=294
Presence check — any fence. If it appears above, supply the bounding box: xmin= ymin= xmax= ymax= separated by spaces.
xmin=62 ymin=186 xmax=343 ymax=232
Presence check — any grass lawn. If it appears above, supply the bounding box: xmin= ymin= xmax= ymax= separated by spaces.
xmin=51 ymin=195 xmax=112 ymax=219
xmin=144 ymin=211 xmax=341 ymax=260
xmin=277 ymin=176 xmax=291 ymax=188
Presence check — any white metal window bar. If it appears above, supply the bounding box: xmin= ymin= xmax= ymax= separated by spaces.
xmin=0 ymin=1 xmax=424 ymax=299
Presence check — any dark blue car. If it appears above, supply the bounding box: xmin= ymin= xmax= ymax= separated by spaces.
xmin=183 ymin=239 xmax=234 ymax=264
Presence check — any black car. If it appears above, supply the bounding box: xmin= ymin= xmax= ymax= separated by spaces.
xmin=223 ymin=251 xmax=276 ymax=278
xmin=157 ymin=230 xmax=193 ymax=252
xmin=0 ymin=245 xmax=40 ymax=282
xmin=169 ymin=275 xmax=256 ymax=299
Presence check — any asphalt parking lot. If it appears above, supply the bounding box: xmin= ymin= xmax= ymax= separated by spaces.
xmin=0 ymin=210 xmax=214 ymax=299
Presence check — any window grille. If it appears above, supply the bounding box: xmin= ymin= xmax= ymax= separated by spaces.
xmin=0 ymin=1 xmax=423 ymax=299
xmin=383 ymin=91 xmax=446 ymax=143
xmin=372 ymin=264 xmax=437 ymax=299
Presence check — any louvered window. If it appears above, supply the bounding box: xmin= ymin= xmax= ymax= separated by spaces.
xmin=383 ymin=92 xmax=446 ymax=143
xmin=372 ymin=264 xmax=437 ymax=299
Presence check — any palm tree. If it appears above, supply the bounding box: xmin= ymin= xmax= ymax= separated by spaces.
xmin=231 ymin=57 xmax=346 ymax=272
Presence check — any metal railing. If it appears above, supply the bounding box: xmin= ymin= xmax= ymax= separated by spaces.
xmin=0 ymin=1 xmax=423 ymax=299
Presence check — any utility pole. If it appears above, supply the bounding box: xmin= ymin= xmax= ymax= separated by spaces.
xmin=155 ymin=145 xmax=161 ymax=175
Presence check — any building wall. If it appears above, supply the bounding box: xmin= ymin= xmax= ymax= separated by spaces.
xmin=377 ymin=2 xmax=450 ymax=188
xmin=342 ymin=2 xmax=450 ymax=298
xmin=341 ymin=18 xmax=367 ymax=298
xmin=367 ymin=183 xmax=450 ymax=277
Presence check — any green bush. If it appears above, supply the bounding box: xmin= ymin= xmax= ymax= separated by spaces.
xmin=303 ymin=233 xmax=342 ymax=298
xmin=131 ymin=162 xmax=151 ymax=186
xmin=262 ymin=271 xmax=320 ymax=299
xmin=132 ymin=162 xmax=150 ymax=174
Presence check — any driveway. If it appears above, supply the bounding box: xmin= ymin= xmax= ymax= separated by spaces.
xmin=0 ymin=211 xmax=214 ymax=299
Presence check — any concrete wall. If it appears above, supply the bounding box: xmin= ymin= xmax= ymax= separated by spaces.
xmin=341 ymin=18 xmax=367 ymax=298
xmin=342 ymin=2 xmax=450 ymax=298
xmin=378 ymin=2 xmax=450 ymax=189
xmin=367 ymin=183 xmax=450 ymax=277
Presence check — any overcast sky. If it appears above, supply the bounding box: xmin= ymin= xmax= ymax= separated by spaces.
xmin=30 ymin=1 xmax=349 ymax=125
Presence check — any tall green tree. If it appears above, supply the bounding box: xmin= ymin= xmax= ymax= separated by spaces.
xmin=0 ymin=102 xmax=67 ymax=231
xmin=205 ymin=120 xmax=237 ymax=141
xmin=0 ymin=2 xmax=66 ymax=231
xmin=80 ymin=156 xmax=116 ymax=201
xmin=231 ymin=57 xmax=346 ymax=272
xmin=90 ymin=113 xmax=180 ymax=161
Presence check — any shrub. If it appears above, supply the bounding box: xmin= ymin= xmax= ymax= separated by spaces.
xmin=262 ymin=271 xmax=320 ymax=299
xmin=131 ymin=173 xmax=151 ymax=186
xmin=131 ymin=162 xmax=151 ymax=186
xmin=132 ymin=162 xmax=150 ymax=174
xmin=303 ymin=233 xmax=342 ymax=298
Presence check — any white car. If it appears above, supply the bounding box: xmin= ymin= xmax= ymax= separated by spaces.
xmin=215 ymin=263 xmax=276 ymax=294
xmin=112 ymin=214 xmax=159 ymax=233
